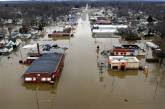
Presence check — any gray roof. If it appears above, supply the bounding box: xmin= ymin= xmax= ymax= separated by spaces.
xmin=25 ymin=53 xmax=63 ymax=74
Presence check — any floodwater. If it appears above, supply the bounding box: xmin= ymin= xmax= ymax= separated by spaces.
xmin=1 ymin=11 xmax=165 ymax=109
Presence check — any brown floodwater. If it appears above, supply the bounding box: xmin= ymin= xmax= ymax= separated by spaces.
xmin=0 ymin=11 xmax=165 ymax=109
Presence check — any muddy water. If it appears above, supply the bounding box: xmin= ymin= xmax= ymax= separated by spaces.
xmin=0 ymin=12 xmax=165 ymax=109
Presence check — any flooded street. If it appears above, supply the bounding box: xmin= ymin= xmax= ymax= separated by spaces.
xmin=0 ymin=11 xmax=165 ymax=109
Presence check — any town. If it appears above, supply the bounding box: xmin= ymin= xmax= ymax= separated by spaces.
xmin=0 ymin=1 xmax=165 ymax=109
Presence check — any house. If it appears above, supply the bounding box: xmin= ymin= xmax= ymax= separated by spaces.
xmin=50 ymin=26 xmax=73 ymax=37
xmin=23 ymin=53 xmax=64 ymax=83
xmin=108 ymin=56 xmax=140 ymax=70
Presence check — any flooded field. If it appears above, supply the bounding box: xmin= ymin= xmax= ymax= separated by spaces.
xmin=0 ymin=11 xmax=165 ymax=109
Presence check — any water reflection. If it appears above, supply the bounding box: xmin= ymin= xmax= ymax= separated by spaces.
xmin=22 ymin=79 xmax=59 ymax=109
xmin=153 ymin=80 xmax=159 ymax=100
xmin=99 ymin=73 xmax=104 ymax=82
xmin=150 ymin=65 xmax=165 ymax=88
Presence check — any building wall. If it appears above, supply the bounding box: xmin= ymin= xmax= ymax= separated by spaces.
xmin=110 ymin=63 xmax=119 ymax=69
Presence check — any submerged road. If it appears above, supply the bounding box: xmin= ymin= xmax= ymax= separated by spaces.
xmin=0 ymin=8 xmax=165 ymax=109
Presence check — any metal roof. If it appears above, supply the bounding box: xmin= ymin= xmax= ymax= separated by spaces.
xmin=25 ymin=53 xmax=63 ymax=74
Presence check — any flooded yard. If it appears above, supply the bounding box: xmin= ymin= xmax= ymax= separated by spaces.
xmin=0 ymin=11 xmax=165 ymax=109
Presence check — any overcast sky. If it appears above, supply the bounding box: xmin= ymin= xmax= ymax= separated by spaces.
xmin=0 ymin=0 xmax=165 ymax=1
